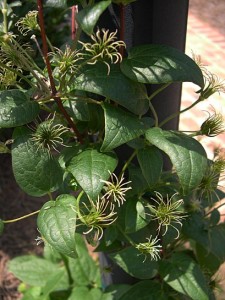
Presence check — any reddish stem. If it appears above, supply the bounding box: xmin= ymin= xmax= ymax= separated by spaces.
xmin=71 ymin=5 xmax=77 ymax=40
xmin=37 ymin=0 xmax=83 ymax=143
xmin=119 ymin=4 xmax=125 ymax=57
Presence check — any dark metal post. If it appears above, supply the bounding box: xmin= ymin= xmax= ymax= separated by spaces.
xmin=98 ymin=0 xmax=189 ymax=285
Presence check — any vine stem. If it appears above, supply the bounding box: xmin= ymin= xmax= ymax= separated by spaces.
xmin=119 ymin=149 xmax=138 ymax=178
xmin=159 ymin=96 xmax=203 ymax=128
xmin=149 ymin=101 xmax=159 ymax=127
xmin=60 ymin=254 xmax=74 ymax=286
xmin=37 ymin=0 xmax=83 ymax=143
xmin=2 ymin=0 xmax=8 ymax=33
xmin=3 ymin=210 xmax=40 ymax=223
xmin=71 ymin=5 xmax=77 ymax=40
xmin=205 ymin=202 xmax=225 ymax=217
xmin=147 ymin=83 xmax=171 ymax=127
xmin=148 ymin=83 xmax=171 ymax=102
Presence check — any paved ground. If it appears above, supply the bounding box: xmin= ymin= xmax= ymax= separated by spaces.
xmin=181 ymin=1 xmax=225 ymax=159
xmin=182 ymin=2 xmax=225 ymax=298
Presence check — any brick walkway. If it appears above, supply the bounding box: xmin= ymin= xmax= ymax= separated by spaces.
xmin=181 ymin=9 xmax=225 ymax=298
xmin=180 ymin=12 xmax=225 ymax=159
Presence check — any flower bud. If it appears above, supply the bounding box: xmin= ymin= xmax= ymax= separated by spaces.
xmin=200 ymin=111 xmax=225 ymax=137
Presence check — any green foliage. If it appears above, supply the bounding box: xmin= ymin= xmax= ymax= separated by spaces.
xmin=159 ymin=252 xmax=212 ymax=300
xmin=146 ymin=128 xmax=208 ymax=194
xmin=101 ymin=103 xmax=153 ymax=152
xmin=121 ymin=44 xmax=204 ymax=87
xmin=76 ymin=1 xmax=111 ymax=35
xmin=73 ymin=63 xmax=149 ymax=115
xmin=109 ymin=246 xmax=158 ymax=279
xmin=0 ymin=90 xmax=40 ymax=127
xmin=12 ymin=127 xmax=63 ymax=196
xmin=137 ymin=146 xmax=163 ymax=187
xmin=67 ymin=148 xmax=118 ymax=198
xmin=0 ymin=219 xmax=4 ymax=235
xmin=8 ymin=255 xmax=67 ymax=287
xmin=9 ymin=235 xmax=102 ymax=299
xmin=37 ymin=195 xmax=77 ymax=258
xmin=1 ymin=1 xmax=225 ymax=299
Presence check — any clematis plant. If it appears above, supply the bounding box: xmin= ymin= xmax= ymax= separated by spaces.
xmin=1 ymin=0 xmax=225 ymax=299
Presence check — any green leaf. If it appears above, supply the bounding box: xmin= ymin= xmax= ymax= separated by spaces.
xmin=87 ymin=103 xmax=105 ymax=132
xmin=209 ymin=208 xmax=220 ymax=226
xmin=41 ymin=270 xmax=66 ymax=298
xmin=104 ymin=225 xmax=118 ymax=246
xmin=183 ymin=213 xmax=225 ymax=261
xmin=0 ymin=219 xmax=4 ymax=235
xmin=159 ymin=252 xmax=211 ymax=300
xmin=121 ymin=44 xmax=204 ymax=87
xmin=128 ymin=165 xmax=149 ymax=196
xmin=43 ymin=243 xmax=62 ymax=264
xmin=45 ymin=0 xmax=67 ymax=7
xmin=0 ymin=90 xmax=40 ymax=128
xmin=105 ymin=284 xmax=131 ymax=300
xmin=63 ymin=99 xmax=90 ymax=121
xmin=37 ymin=195 xmax=77 ymax=258
xmin=20 ymin=287 xmax=42 ymax=300
xmin=101 ymin=104 xmax=153 ymax=152
xmin=69 ymin=287 xmax=112 ymax=300
xmin=11 ymin=127 xmax=63 ymax=196
xmin=125 ymin=199 xmax=150 ymax=233
xmin=137 ymin=146 xmax=163 ymax=187
xmin=8 ymin=256 xmax=62 ymax=287
xmin=76 ymin=1 xmax=111 ymax=35
xmin=68 ymin=234 xmax=101 ymax=287
xmin=59 ymin=142 xmax=84 ymax=169
xmin=196 ymin=243 xmax=221 ymax=275
xmin=109 ymin=246 xmax=158 ymax=279
xmin=119 ymin=280 xmax=166 ymax=300
xmin=145 ymin=128 xmax=207 ymax=194
xmin=73 ymin=63 xmax=149 ymax=115
xmin=67 ymin=148 xmax=118 ymax=198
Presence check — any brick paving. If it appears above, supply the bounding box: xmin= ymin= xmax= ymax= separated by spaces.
xmin=180 ymin=10 xmax=225 ymax=159
xmin=181 ymin=7 xmax=225 ymax=298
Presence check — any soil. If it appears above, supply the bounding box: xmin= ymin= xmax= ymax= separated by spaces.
xmin=0 ymin=154 xmax=47 ymax=299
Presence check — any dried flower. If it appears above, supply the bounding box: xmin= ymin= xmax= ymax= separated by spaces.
xmin=198 ymin=153 xmax=225 ymax=203
xmin=76 ymin=196 xmax=117 ymax=241
xmin=187 ymin=197 xmax=202 ymax=212
xmin=192 ymin=52 xmax=207 ymax=72
xmin=200 ymin=110 xmax=225 ymax=137
xmin=0 ymin=140 xmax=13 ymax=153
xmin=200 ymin=72 xmax=225 ymax=99
xmin=101 ymin=172 xmax=132 ymax=207
xmin=135 ymin=235 xmax=162 ymax=262
xmin=0 ymin=67 xmax=18 ymax=89
xmin=146 ymin=192 xmax=187 ymax=238
xmin=50 ymin=46 xmax=83 ymax=77
xmin=16 ymin=11 xmax=39 ymax=35
xmin=0 ymin=38 xmax=35 ymax=71
xmin=79 ymin=29 xmax=126 ymax=74
xmin=30 ymin=114 xmax=69 ymax=153
xmin=35 ymin=236 xmax=44 ymax=246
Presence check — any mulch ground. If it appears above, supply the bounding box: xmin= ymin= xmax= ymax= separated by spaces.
xmin=0 ymin=154 xmax=47 ymax=299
